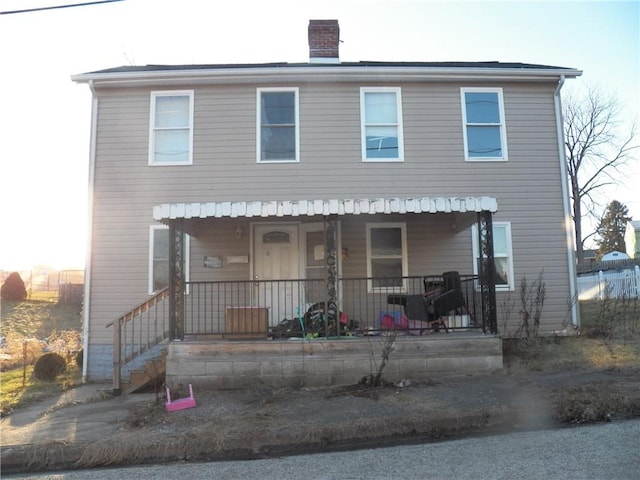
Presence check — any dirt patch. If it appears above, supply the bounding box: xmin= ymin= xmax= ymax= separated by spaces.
xmin=3 ymin=366 xmax=640 ymax=474
xmin=111 ymin=367 xmax=640 ymax=465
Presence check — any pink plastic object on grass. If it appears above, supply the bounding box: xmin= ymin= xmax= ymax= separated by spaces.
xmin=165 ymin=384 xmax=197 ymax=412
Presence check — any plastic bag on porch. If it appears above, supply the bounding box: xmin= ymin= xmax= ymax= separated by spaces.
xmin=377 ymin=311 xmax=409 ymax=330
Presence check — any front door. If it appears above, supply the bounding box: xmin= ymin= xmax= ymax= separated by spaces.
xmin=254 ymin=224 xmax=300 ymax=326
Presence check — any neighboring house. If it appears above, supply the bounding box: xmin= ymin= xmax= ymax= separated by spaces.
xmin=601 ymin=251 xmax=630 ymax=262
xmin=625 ymin=220 xmax=640 ymax=259
xmin=72 ymin=20 xmax=582 ymax=385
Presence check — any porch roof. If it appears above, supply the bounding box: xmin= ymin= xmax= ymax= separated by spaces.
xmin=153 ymin=196 xmax=498 ymax=221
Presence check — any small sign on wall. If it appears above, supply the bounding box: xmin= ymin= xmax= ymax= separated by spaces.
xmin=227 ymin=255 xmax=249 ymax=264
xmin=204 ymin=256 xmax=223 ymax=268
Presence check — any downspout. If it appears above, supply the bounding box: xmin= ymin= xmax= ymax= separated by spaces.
xmin=81 ymin=80 xmax=98 ymax=382
xmin=554 ymin=75 xmax=580 ymax=330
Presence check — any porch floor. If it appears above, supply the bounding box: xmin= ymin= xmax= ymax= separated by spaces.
xmin=166 ymin=331 xmax=503 ymax=390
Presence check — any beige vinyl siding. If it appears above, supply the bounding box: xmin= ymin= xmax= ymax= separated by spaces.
xmin=91 ymin=82 xmax=564 ymax=201
xmin=88 ymin=79 xmax=571 ymax=344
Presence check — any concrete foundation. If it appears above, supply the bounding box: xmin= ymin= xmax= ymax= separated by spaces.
xmin=165 ymin=333 xmax=503 ymax=389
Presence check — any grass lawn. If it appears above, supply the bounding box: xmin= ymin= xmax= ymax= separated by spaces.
xmin=579 ymin=298 xmax=640 ymax=338
xmin=503 ymin=296 xmax=640 ymax=372
xmin=1 ymin=365 xmax=81 ymax=414
xmin=0 ymin=298 xmax=82 ymax=416
xmin=0 ymin=299 xmax=81 ymax=338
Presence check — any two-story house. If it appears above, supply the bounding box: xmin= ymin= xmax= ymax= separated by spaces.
xmin=625 ymin=220 xmax=640 ymax=259
xmin=73 ymin=20 xmax=581 ymax=392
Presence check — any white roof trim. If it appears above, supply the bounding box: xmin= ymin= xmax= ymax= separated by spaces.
xmin=153 ymin=197 xmax=498 ymax=221
xmin=72 ymin=66 xmax=582 ymax=88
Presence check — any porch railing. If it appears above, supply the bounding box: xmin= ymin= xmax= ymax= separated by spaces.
xmin=106 ymin=286 xmax=170 ymax=394
xmin=108 ymin=274 xmax=487 ymax=392
xmin=183 ymin=275 xmax=483 ymax=338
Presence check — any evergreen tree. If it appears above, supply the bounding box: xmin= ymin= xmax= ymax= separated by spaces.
xmin=1 ymin=272 xmax=27 ymax=301
xmin=595 ymin=200 xmax=631 ymax=258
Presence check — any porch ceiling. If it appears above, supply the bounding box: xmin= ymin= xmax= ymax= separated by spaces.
xmin=153 ymin=196 xmax=498 ymax=221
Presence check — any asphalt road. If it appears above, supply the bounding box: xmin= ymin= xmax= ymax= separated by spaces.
xmin=8 ymin=419 xmax=640 ymax=480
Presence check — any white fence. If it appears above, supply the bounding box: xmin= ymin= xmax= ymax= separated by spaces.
xmin=578 ymin=266 xmax=640 ymax=300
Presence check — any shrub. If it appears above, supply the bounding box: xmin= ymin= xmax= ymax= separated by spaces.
xmin=0 ymin=335 xmax=45 ymax=371
xmin=515 ymin=271 xmax=546 ymax=338
xmin=1 ymin=272 xmax=27 ymax=301
xmin=33 ymin=352 xmax=67 ymax=382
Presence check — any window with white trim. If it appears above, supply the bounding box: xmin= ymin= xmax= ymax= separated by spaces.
xmin=360 ymin=87 xmax=404 ymax=162
xmin=149 ymin=226 xmax=190 ymax=294
xmin=461 ymin=88 xmax=508 ymax=161
xmin=149 ymin=91 xmax=194 ymax=165
xmin=366 ymin=223 xmax=408 ymax=291
xmin=257 ymin=88 xmax=299 ymax=162
xmin=472 ymin=222 xmax=514 ymax=291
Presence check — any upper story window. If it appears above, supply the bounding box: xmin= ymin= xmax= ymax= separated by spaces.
xmin=257 ymin=88 xmax=299 ymax=163
xmin=461 ymin=88 xmax=508 ymax=161
xmin=366 ymin=223 xmax=408 ymax=292
xmin=360 ymin=87 xmax=404 ymax=162
xmin=472 ymin=221 xmax=514 ymax=291
xmin=149 ymin=91 xmax=194 ymax=166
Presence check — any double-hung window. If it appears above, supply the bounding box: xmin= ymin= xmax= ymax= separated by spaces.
xmin=257 ymin=88 xmax=299 ymax=162
xmin=366 ymin=223 xmax=408 ymax=291
xmin=360 ymin=87 xmax=404 ymax=162
xmin=472 ymin=222 xmax=514 ymax=291
xmin=149 ymin=91 xmax=194 ymax=166
xmin=461 ymin=88 xmax=508 ymax=161
xmin=149 ymin=226 xmax=190 ymax=294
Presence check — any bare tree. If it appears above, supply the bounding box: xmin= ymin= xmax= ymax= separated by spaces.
xmin=563 ymin=87 xmax=637 ymax=263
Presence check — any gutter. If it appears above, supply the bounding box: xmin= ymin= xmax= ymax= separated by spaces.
xmin=71 ymin=65 xmax=583 ymax=88
xmin=81 ymin=79 xmax=98 ymax=382
xmin=554 ymin=75 xmax=580 ymax=329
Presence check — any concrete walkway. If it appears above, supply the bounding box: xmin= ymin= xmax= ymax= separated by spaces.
xmin=2 ymin=384 xmax=155 ymax=447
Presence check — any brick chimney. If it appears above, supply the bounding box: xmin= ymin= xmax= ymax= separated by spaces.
xmin=308 ymin=20 xmax=340 ymax=63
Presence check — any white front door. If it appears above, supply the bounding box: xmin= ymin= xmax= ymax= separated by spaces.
xmin=254 ymin=224 xmax=300 ymax=326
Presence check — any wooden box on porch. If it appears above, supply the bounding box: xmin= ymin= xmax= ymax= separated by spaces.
xmin=225 ymin=307 xmax=269 ymax=339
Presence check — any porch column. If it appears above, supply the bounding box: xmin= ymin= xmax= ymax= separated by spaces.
xmin=477 ymin=210 xmax=498 ymax=334
xmin=324 ymin=215 xmax=338 ymax=335
xmin=168 ymin=219 xmax=185 ymax=341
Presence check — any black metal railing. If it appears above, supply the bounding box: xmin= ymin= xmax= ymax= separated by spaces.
xmin=183 ymin=274 xmax=483 ymax=338
xmin=108 ymin=274 xmax=487 ymax=393
xmin=338 ymin=275 xmax=481 ymax=334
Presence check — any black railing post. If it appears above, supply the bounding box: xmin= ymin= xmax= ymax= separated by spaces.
xmin=325 ymin=215 xmax=338 ymax=336
xmin=478 ymin=211 xmax=498 ymax=334
xmin=169 ymin=220 xmax=185 ymax=340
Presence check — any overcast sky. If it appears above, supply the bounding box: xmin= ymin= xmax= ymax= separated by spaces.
xmin=1 ymin=0 xmax=638 ymax=270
